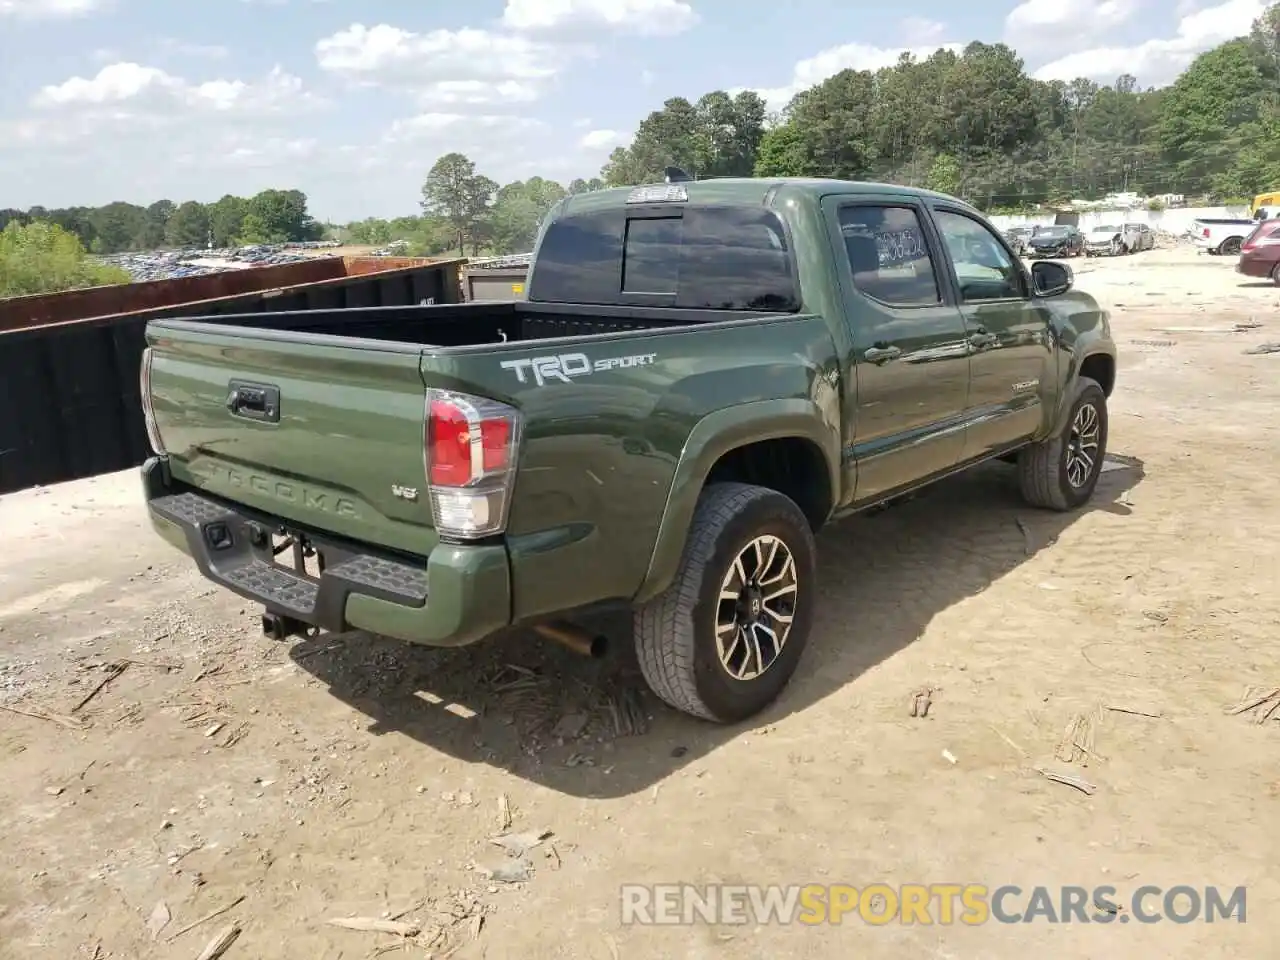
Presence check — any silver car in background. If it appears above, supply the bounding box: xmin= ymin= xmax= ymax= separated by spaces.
xmin=1123 ymin=222 xmax=1155 ymax=252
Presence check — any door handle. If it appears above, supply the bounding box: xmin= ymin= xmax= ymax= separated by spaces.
xmin=863 ymin=345 xmax=902 ymax=364
xmin=226 ymin=380 xmax=280 ymax=423
xmin=967 ymin=330 xmax=998 ymax=350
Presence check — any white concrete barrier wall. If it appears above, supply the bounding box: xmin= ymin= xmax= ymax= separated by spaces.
xmin=988 ymin=206 xmax=1252 ymax=235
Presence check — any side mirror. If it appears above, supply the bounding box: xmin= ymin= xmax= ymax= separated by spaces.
xmin=1031 ymin=260 xmax=1073 ymax=297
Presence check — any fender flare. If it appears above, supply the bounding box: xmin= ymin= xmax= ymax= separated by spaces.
xmin=632 ymin=398 xmax=840 ymax=605
xmin=1051 ymin=340 xmax=1116 ymax=435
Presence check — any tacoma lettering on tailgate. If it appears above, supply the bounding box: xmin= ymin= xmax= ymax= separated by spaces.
xmin=192 ymin=463 xmax=358 ymax=518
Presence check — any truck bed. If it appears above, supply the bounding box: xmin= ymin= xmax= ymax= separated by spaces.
xmin=167 ymin=300 xmax=774 ymax=350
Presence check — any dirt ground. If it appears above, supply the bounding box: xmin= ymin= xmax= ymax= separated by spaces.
xmin=2 ymin=244 xmax=1279 ymax=960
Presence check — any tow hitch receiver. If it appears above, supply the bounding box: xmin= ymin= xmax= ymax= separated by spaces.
xmin=261 ymin=612 xmax=313 ymax=642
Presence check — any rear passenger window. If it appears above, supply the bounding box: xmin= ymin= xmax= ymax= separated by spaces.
xmin=529 ymin=205 xmax=799 ymax=311
xmin=837 ymin=205 xmax=940 ymax=306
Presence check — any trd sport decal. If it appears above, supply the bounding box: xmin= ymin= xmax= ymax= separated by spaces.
xmin=500 ymin=352 xmax=657 ymax=387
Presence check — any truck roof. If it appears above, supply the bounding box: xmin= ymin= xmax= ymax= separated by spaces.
xmin=557 ymin=177 xmax=978 ymax=215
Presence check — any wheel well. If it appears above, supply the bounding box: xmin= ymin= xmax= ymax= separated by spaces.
xmin=704 ymin=437 xmax=833 ymax=531
xmin=1079 ymin=353 xmax=1115 ymax=397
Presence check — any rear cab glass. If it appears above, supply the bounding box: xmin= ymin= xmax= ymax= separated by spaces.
xmin=528 ymin=203 xmax=800 ymax=312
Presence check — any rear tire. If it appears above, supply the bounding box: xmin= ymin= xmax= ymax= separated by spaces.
xmin=633 ymin=483 xmax=817 ymax=723
xmin=1272 ymin=264 xmax=1280 ymax=288
xmin=1017 ymin=377 xmax=1108 ymax=512
xmin=1222 ymin=237 xmax=1244 ymax=256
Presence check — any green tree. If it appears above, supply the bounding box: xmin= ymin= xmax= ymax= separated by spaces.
xmin=567 ymin=177 xmax=606 ymax=194
xmin=247 ymin=189 xmax=316 ymax=242
xmin=165 ymin=201 xmax=210 ymax=248
xmin=138 ymin=200 xmax=175 ymax=249
xmin=208 ymin=195 xmax=249 ymax=247
xmin=88 ymin=201 xmax=147 ymax=254
xmin=420 ymin=153 xmax=497 ymax=256
xmin=926 ymin=153 xmax=962 ymax=196
xmin=0 ymin=220 xmax=130 ymax=298
xmin=236 ymin=213 xmax=276 ymax=245
xmin=753 ymin=123 xmax=815 ymax=177
xmin=488 ymin=177 xmax=567 ymax=254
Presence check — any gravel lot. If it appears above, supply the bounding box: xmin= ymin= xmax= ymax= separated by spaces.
xmin=1 ymin=245 xmax=1278 ymax=959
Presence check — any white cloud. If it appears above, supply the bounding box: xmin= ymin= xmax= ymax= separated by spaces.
xmin=384 ymin=112 xmax=546 ymax=144
xmin=156 ymin=37 xmax=230 ymax=59
xmin=744 ymin=40 xmax=964 ymax=112
xmin=1004 ymin=0 xmax=1139 ymax=53
xmin=579 ymin=128 xmax=626 ymax=149
xmin=173 ymin=133 xmax=319 ymax=170
xmin=499 ymin=0 xmax=698 ymax=36
xmin=901 ymin=16 xmax=946 ymax=44
xmin=0 ymin=0 xmax=103 ymax=17
xmin=316 ymin=23 xmax=559 ymax=105
xmin=33 ymin=62 xmax=318 ymax=115
xmin=1033 ymin=0 xmax=1267 ymax=85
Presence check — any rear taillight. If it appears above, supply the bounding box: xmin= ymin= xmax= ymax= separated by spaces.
xmin=139 ymin=347 xmax=166 ymax=456
xmin=424 ymin=390 xmax=521 ymax=539
xmin=1202 ymin=227 xmax=1210 ymax=237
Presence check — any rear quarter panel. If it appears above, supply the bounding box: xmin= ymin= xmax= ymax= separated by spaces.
xmin=424 ymin=315 xmax=841 ymax=622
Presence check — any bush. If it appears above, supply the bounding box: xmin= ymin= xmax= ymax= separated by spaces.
xmin=0 ymin=220 xmax=131 ymax=299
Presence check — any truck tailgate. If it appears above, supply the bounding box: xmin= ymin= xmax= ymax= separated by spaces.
xmin=145 ymin=324 xmax=436 ymax=556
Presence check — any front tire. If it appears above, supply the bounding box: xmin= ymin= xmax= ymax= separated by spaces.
xmin=1017 ymin=377 xmax=1108 ymax=511
xmin=633 ymin=483 xmax=817 ymax=723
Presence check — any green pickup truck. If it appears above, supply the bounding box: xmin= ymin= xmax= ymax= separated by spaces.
xmin=140 ymin=177 xmax=1116 ymax=723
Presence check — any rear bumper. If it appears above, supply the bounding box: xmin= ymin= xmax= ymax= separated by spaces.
xmin=1237 ymin=254 xmax=1276 ymax=278
xmin=141 ymin=457 xmax=511 ymax=646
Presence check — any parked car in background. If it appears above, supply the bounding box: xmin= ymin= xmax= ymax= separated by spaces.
xmin=1004 ymin=226 xmax=1035 ymax=256
xmin=1027 ymin=225 xmax=1084 ymax=258
xmin=1084 ymin=224 xmax=1127 ymax=257
xmin=1085 ymin=223 xmax=1154 ymax=256
xmin=1237 ymin=218 xmax=1280 ymax=285
xmin=1193 ymin=218 xmax=1256 ymax=256
xmin=1123 ymin=222 xmax=1155 ymax=252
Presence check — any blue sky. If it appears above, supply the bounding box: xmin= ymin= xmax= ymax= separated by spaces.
xmin=0 ymin=0 xmax=1268 ymax=222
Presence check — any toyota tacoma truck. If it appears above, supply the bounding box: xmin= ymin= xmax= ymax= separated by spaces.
xmin=140 ymin=177 xmax=1117 ymax=723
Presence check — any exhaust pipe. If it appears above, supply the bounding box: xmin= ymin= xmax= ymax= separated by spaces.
xmin=533 ymin=620 xmax=608 ymax=658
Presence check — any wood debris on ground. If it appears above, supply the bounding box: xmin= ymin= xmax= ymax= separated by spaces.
xmin=0 ymin=703 xmax=86 ymax=730
xmin=147 ymin=900 xmax=171 ymax=940
xmin=1226 ymin=687 xmax=1280 ymax=725
xmin=326 ymin=917 xmax=421 ymax=936
xmin=165 ymin=895 xmax=246 ymax=942
xmin=489 ymin=828 xmax=552 ymax=857
xmin=194 ymin=924 xmax=240 ymax=960
xmin=1036 ymin=766 xmax=1098 ymax=796
xmin=909 ymin=687 xmax=933 ymax=718
xmin=1057 ymin=706 xmax=1105 ymax=765
xmin=1105 ymin=704 xmax=1164 ymax=719
xmin=71 ymin=661 xmax=129 ymax=713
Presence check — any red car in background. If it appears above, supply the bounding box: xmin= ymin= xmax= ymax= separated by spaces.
xmin=1237 ymin=219 xmax=1280 ymax=285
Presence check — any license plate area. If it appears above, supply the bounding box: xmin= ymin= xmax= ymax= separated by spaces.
xmin=270 ymin=530 xmax=325 ymax=580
